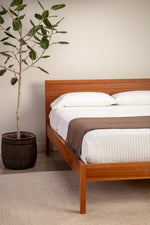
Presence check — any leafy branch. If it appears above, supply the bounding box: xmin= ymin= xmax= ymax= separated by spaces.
xmin=0 ymin=0 xmax=69 ymax=138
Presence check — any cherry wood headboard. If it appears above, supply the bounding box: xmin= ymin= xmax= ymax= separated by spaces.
xmin=45 ymin=78 xmax=150 ymax=127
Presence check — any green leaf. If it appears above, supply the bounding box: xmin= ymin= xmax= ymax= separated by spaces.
xmin=0 ymin=16 xmax=4 ymax=24
xmin=32 ymin=40 xmax=40 ymax=45
xmin=30 ymin=19 xmax=35 ymax=27
xmin=28 ymin=25 xmax=42 ymax=36
xmin=0 ymin=11 xmax=5 ymax=15
xmin=19 ymin=38 xmax=26 ymax=45
xmin=38 ymin=1 xmax=44 ymax=11
xmin=0 ymin=52 xmax=12 ymax=57
xmin=4 ymin=57 xmax=10 ymax=64
xmin=1 ymin=6 xmax=7 ymax=13
xmin=27 ymin=45 xmax=32 ymax=50
xmin=42 ymin=10 xmax=49 ymax=19
xmin=6 ymin=26 xmax=11 ymax=31
xmin=29 ymin=49 xmax=36 ymax=60
xmin=28 ymin=27 xmax=37 ymax=36
xmin=22 ymin=59 xmax=28 ymax=65
xmin=49 ymin=15 xmax=58 ymax=18
xmin=4 ymin=31 xmax=16 ymax=39
xmin=15 ymin=4 xmax=27 ymax=11
xmin=35 ymin=13 xmax=42 ymax=20
xmin=41 ymin=55 xmax=50 ymax=58
xmin=37 ymin=66 xmax=49 ymax=74
xmin=51 ymin=4 xmax=66 ymax=10
xmin=1 ymin=37 xmax=9 ymax=42
xmin=18 ymin=14 xmax=25 ymax=20
xmin=41 ymin=27 xmax=47 ymax=35
xmin=0 ymin=69 xmax=6 ymax=76
xmin=11 ymin=77 xmax=18 ymax=85
xmin=10 ymin=0 xmax=17 ymax=7
xmin=54 ymin=41 xmax=69 ymax=44
xmin=53 ymin=17 xmax=65 ymax=28
xmin=56 ymin=31 xmax=67 ymax=34
xmin=37 ymin=31 xmax=48 ymax=37
xmin=59 ymin=41 xmax=69 ymax=44
xmin=8 ymin=64 xmax=14 ymax=68
xmin=0 ymin=10 xmax=7 ymax=15
xmin=16 ymin=0 xmax=23 ymax=5
xmin=3 ymin=42 xmax=16 ymax=47
xmin=43 ymin=18 xmax=52 ymax=29
xmin=40 ymin=37 xmax=49 ymax=49
xmin=34 ymin=35 xmax=40 ymax=42
xmin=9 ymin=9 xmax=17 ymax=16
xmin=13 ymin=19 xmax=22 ymax=31
xmin=21 ymin=50 xmax=27 ymax=53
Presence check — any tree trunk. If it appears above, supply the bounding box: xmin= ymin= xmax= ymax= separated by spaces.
xmin=17 ymin=42 xmax=22 ymax=139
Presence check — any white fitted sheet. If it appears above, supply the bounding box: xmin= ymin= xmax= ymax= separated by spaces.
xmin=49 ymin=105 xmax=150 ymax=164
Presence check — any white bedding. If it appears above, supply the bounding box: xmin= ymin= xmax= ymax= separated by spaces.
xmin=49 ymin=105 xmax=150 ymax=164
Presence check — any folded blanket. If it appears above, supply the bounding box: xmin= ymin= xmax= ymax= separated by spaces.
xmin=66 ymin=116 xmax=150 ymax=160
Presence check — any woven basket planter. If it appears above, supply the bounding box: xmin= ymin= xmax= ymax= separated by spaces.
xmin=1 ymin=131 xmax=37 ymax=170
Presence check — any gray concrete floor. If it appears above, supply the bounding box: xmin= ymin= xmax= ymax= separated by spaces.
xmin=0 ymin=151 xmax=71 ymax=175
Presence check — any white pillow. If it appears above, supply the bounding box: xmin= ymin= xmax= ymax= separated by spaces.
xmin=51 ymin=92 xmax=116 ymax=109
xmin=112 ymin=91 xmax=150 ymax=105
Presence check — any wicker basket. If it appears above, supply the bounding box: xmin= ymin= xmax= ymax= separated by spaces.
xmin=1 ymin=131 xmax=37 ymax=170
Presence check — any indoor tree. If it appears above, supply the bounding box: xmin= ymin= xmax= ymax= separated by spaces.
xmin=0 ymin=0 xmax=68 ymax=139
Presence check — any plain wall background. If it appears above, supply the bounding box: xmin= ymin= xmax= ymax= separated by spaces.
xmin=0 ymin=0 xmax=150 ymax=152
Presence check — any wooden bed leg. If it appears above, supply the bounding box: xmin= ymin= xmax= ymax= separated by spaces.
xmin=46 ymin=136 xmax=50 ymax=156
xmin=46 ymin=136 xmax=54 ymax=156
xmin=80 ymin=165 xmax=86 ymax=214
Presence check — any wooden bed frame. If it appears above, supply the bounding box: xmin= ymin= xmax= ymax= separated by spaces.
xmin=45 ymin=78 xmax=150 ymax=214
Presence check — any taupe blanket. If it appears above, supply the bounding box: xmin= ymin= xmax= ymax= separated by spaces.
xmin=66 ymin=116 xmax=150 ymax=160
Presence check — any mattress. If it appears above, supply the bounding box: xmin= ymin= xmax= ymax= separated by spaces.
xmin=49 ymin=105 xmax=150 ymax=164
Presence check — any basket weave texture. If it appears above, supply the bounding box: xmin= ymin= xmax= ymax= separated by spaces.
xmin=1 ymin=131 xmax=37 ymax=170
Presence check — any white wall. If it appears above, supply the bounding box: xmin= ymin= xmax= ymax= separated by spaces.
xmin=0 ymin=0 xmax=150 ymax=152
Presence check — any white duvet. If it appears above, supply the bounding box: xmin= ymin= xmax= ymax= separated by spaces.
xmin=49 ymin=105 xmax=150 ymax=164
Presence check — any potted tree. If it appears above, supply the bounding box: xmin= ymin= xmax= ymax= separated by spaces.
xmin=0 ymin=0 xmax=68 ymax=169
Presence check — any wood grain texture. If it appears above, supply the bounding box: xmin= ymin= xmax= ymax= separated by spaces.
xmin=80 ymin=165 xmax=86 ymax=214
xmin=45 ymin=78 xmax=150 ymax=214
xmin=47 ymin=125 xmax=84 ymax=178
xmin=86 ymin=161 xmax=150 ymax=182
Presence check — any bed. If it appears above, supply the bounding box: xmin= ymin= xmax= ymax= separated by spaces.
xmin=45 ymin=78 xmax=150 ymax=214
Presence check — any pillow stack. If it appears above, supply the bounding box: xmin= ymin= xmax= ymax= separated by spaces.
xmin=51 ymin=91 xmax=150 ymax=109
